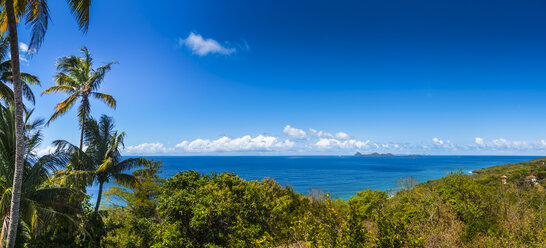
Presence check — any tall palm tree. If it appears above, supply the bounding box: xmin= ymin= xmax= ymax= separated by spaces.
xmin=53 ymin=115 xmax=150 ymax=213
xmin=42 ymin=47 xmax=117 ymax=156
xmin=0 ymin=105 xmax=84 ymax=245
xmin=0 ymin=1 xmax=91 ymax=246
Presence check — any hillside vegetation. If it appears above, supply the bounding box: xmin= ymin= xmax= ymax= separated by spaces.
xmin=99 ymin=158 xmax=546 ymax=248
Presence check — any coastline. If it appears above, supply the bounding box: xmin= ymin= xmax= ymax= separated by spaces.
xmin=95 ymin=155 xmax=539 ymax=201
xmin=103 ymin=156 xmax=546 ymax=247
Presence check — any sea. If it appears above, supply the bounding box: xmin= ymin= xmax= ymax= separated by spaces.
xmin=90 ymin=155 xmax=538 ymax=201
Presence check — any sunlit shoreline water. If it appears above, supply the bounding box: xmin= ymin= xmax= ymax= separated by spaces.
xmin=90 ymin=155 xmax=538 ymax=203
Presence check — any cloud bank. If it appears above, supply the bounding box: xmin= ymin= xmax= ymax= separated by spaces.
xmin=125 ymin=143 xmax=173 ymax=154
xmin=117 ymin=125 xmax=546 ymax=155
xmin=175 ymin=135 xmax=294 ymax=152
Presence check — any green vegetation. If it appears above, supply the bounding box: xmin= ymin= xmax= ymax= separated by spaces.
xmin=100 ymin=159 xmax=545 ymax=248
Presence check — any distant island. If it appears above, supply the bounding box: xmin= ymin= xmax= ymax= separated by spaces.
xmin=354 ymin=152 xmax=426 ymax=157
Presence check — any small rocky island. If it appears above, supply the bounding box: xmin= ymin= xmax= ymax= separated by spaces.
xmin=354 ymin=152 xmax=425 ymax=157
xmin=354 ymin=152 xmax=395 ymax=157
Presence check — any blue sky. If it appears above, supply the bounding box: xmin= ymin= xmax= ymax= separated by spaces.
xmin=16 ymin=0 xmax=546 ymax=155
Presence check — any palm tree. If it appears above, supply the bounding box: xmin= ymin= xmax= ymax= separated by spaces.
xmin=0 ymin=105 xmax=84 ymax=245
xmin=53 ymin=115 xmax=150 ymax=213
xmin=0 ymin=38 xmax=40 ymax=106
xmin=42 ymin=47 xmax=117 ymax=156
xmin=0 ymin=1 xmax=91 ymax=246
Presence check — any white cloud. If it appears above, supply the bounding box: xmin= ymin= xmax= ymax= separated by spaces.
xmin=314 ymin=138 xmax=371 ymax=150
xmin=283 ymin=125 xmax=307 ymax=139
xmin=19 ymin=43 xmax=28 ymax=53
xmin=432 ymin=137 xmax=443 ymax=145
xmin=335 ymin=132 xmax=351 ymax=140
xmin=309 ymin=128 xmax=334 ymax=138
xmin=492 ymin=138 xmax=509 ymax=148
xmin=308 ymin=129 xmax=351 ymax=140
xmin=432 ymin=137 xmax=455 ymax=150
xmin=121 ymin=127 xmax=546 ymax=155
xmin=176 ymin=135 xmax=294 ymax=152
xmin=19 ymin=42 xmax=36 ymax=55
xmin=34 ymin=145 xmax=55 ymax=156
xmin=475 ymin=137 xmax=485 ymax=146
xmin=7 ymin=42 xmax=35 ymax=64
xmin=470 ymin=137 xmax=546 ymax=152
xmin=180 ymin=32 xmax=236 ymax=56
xmin=125 ymin=142 xmax=173 ymax=154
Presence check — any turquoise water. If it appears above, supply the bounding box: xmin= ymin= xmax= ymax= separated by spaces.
xmin=90 ymin=155 xmax=537 ymax=201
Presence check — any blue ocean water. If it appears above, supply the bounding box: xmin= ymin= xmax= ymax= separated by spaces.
xmin=90 ymin=155 xmax=538 ymax=201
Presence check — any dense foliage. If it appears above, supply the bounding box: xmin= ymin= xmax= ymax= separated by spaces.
xmin=101 ymin=158 xmax=546 ymax=248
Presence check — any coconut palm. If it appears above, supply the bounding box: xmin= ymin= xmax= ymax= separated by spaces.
xmin=0 ymin=1 xmax=92 ymax=246
xmin=0 ymin=105 xmax=84 ymax=245
xmin=53 ymin=115 xmax=150 ymax=213
xmin=42 ymin=47 xmax=117 ymax=156
xmin=0 ymin=38 xmax=40 ymax=105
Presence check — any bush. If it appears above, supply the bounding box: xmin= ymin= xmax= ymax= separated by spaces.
xmin=154 ymin=171 xmax=304 ymax=248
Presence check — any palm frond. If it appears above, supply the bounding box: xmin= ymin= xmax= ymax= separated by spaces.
xmin=51 ymin=140 xmax=80 ymax=154
xmin=47 ymin=93 xmax=78 ymax=125
xmin=96 ymin=156 xmax=112 ymax=173
xmin=22 ymin=163 xmax=49 ymax=195
xmin=31 ymin=187 xmax=85 ymax=205
xmin=20 ymin=72 xmax=40 ymax=85
xmin=24 ymin=110 xmax=45 ymax=130
xmin=56 ymin=55 xmax=85 ymax=82
xmin=41 ymin=85 xmax=77 ymax=95
xmin=91 ymin=92 xmax=116 ymax=108
xmin=22 ymin=198 xmax=88 ymax=238
xmin=98 ymin=115 xmax=114 ymax=136
xmin=34 ymin=153 xmax=68 ymax=171
xmin=0 ymin=37 xmax=9 ymax=62
xmin=0 ymin=0 xmax=26 ymax=36
xmin=80 ymin=46 xmax=91 ymax=73
xmin=0 ymin=81 xmax=14 ymax=102
xmin=88 ymin=61 xmax=117 ymax=91
xmin=52 ymin=72 xmax=78 ymax=87
xmin=0 ymin=187 xmax=12 ymax=217
xmin=25 ymin=130 xmax=42 ymax=158
xmin=111 ymin=157 xmax=151 ymax=175
xmin=112 ymin=173 xmax=139 ymax=188
xmin=25 ymin=0 xmax=50 ymax=50
xmin=21 ymin=82 xmax=36 ymax=104
xmin=104 ymin=131 xmax=124 ymax=161
xmin=66 ymin=0 xmax=91 ymax=32
xmin=52 ymin=169 xmax=95 ymax=187
xmin=0 ymin=60 xmax=11 ymax=75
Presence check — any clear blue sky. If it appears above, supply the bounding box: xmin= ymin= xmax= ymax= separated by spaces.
xmin=18 ymin=0 xmax=546 ymax=155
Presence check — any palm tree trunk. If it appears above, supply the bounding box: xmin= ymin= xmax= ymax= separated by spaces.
xmin=0 ymin=214 xmax=9 ymax=247
xmin=5 ymin=0 xmax=25 ymax=247
xmin=94 ymin=181 xmax=104 ymax=213
xmin=78 ymin=97 xmax=88 ymax=158
xmin=79 ymin=116 xmax=85 ymax=155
